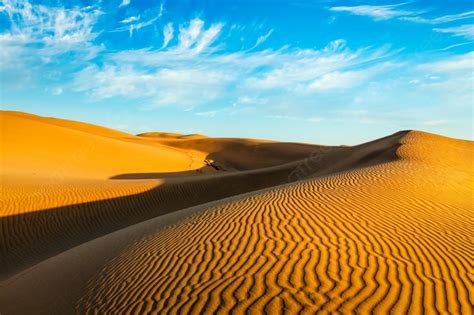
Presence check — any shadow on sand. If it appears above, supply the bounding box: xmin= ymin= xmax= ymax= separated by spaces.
xmin=0 ymin=162 xmax=300 ymax=278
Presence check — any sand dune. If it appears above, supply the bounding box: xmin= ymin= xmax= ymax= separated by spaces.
xmin=0 ymin=111 xmax=472 ymax=314
xmin=0 ymin=111 xmax=324 ymax=275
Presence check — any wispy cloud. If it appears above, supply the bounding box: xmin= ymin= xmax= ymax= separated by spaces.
xmin=309 ymin=71 xmax=366 ymax=91
xmin=162 ymin=23 xmax=174 ymax=48
xmin=113 ymin=2 xmax=164 ymax=36
xmin=0 ymin=0 xmax=102 ymax=45
xmin=330 ymin=3 xmax=474 ymax=25
xmin=433 ymin=24 xmax=474 ymax=40
xmin=330 ymin=3 xmax=416 ymax=21
xmin=401 ymin=11 xmax=474 ymax=24
xmin=0 ymin=0 xmax=103 ymax=83
xmin=113 ymin=15 xmax=160 ymax=36
xmin=119 ymin=0 xmax=130 ymax=8
xmin=121 ymin=15 xmax=140 ymax=24
xmin=72 ymin=20 xmax=394 ymax=110
xmin=252 ymin=29 xmax=274 ymax=48
xmin=420 ymin=51 xmax=474 ymax=72
xmin=73 ymin=64 xmax=232 ymax=108
xmin=175 ymin=18 xmax=223 ymax=53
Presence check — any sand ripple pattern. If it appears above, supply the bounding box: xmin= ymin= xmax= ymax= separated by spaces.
xmin=78 ymin=138 xmax=474 ymax=314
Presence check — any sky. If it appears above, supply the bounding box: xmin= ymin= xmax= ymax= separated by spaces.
xmin=0 ymin=0 xmax=473 ymax=145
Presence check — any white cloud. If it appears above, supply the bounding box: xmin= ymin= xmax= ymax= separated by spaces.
xmin=308 ymin=71 xmax=366 ymax=91
xmin=401 ymin=11 xmax=474 ymax=24
xmin=194 ymin=22 xmax=223 ymax=53
xmin=253 ymin=29 xmax=274 ymax=48
xmin=244 ymin=40 xmax=391 ymax=92
xmin=178 ymin=18 xmax=204 ymax=50
xmin=420 ymin=51 xmax=474 ymax=73
xmin=72 ymin=24 xmax=395 ymax=110
xmin=158 ymin=2 xmax=164 ymax=18
xmin=175 ymin=18 xmax=223 ymax=52
xmin=119 ymin=0 xmax=130 ymax=8
xmin=234 ymin=96 xmax=268 ymax=106
xmin=433 ymin=24 xmax=474 ymax=40
xmin=121 ymin=15 xmax=140 ymax=24
xmin=113 ymin=2 xmax=164 ymax=36
xmin=0 ymin=0 xmax=102 ymax=45
xmin=73 ymin=65 xmax=232 ymax=108
xmin=330 ymin=4 xmax=415 ymax=21
xmin=438 ymin=42 xmax=473 ymax=51
xmin=330 ymin=4 xmax=474 ymax=25
xmin=415 ymin=52 xmax=473 ymax=108
xmin=114 ymin=15 xmax=160 ymax=36
xmin=0 ymin=0 xmax=103 ymax=88
xmin=162 ymin=23 xmax=174 ymax=48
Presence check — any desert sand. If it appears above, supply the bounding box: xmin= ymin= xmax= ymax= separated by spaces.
xmin=0 ymin=110 xmax=472 ymax=314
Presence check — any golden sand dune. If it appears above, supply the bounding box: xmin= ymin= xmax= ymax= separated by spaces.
xmin=0 ymin=111 xmax=322 ymax=275
xmin=0 ymin=111 xmax=473 ymax=314
xmin=0 ymin=111 xmax=205 ymax=179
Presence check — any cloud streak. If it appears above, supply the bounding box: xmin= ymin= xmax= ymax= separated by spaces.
xmin=433 ymin=24 xmax=474 ymax=40
xmin=119 ymin=0 xmax=130 ymax=8
xmin=330 ymin=3 xmax=474 ymax=25
xmin=162 ymin=23 xmax=174 ymax=48
xmin=113 ymin=2 xmax=164 ymax=36
xmin=330 ymin=3 xmax=415 ymax=21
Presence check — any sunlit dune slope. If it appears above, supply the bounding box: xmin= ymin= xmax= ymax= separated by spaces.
xmin=1 ymin=130 xmax=472 ymax=314
xmin=0 ymin=111 xmax=203 ymax=179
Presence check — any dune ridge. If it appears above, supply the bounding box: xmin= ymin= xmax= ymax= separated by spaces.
xmin=0 ymin=111 xmax=472 ymax=314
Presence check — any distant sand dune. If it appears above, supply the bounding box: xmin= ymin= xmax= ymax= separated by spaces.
xmin=0 ymin=111 xmax=472 ymax=314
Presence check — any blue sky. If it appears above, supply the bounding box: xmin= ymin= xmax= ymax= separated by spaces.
xmin=1 ymin=0 xmax=473 ymax=144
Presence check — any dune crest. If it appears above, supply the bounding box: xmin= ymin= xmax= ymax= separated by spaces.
xmin=0 ymin=111 xmax=472 ymax=314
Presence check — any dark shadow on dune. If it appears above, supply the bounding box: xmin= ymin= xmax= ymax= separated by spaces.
xmin=110 ymin=161 xmax=227 ymax=180
xmin=110 ymin=169 xmax=206 ymax=179
xmin=0 ymin=161 xmax=302 ymax=279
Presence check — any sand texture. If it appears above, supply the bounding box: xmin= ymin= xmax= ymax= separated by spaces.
xmin=0 ymin=111 xmax=472 ymax=314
